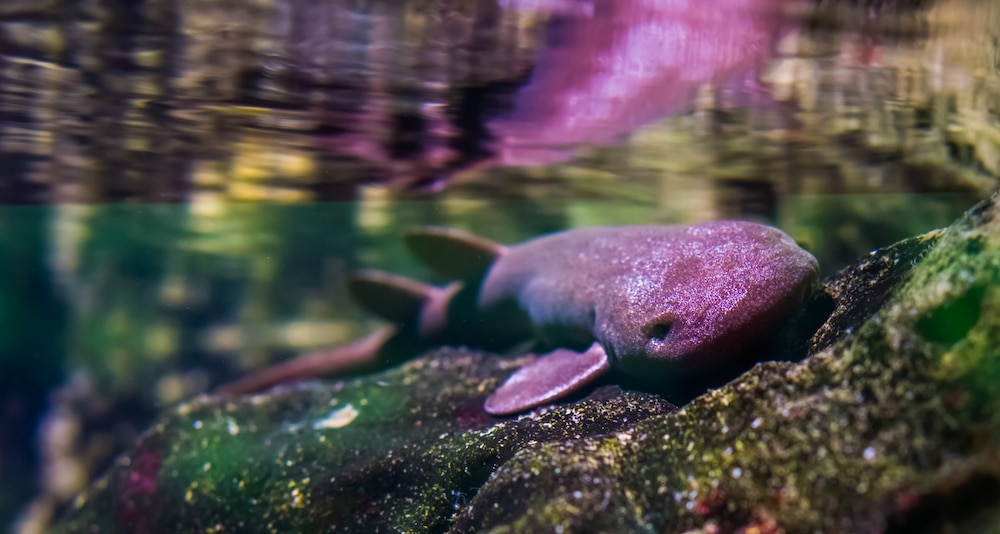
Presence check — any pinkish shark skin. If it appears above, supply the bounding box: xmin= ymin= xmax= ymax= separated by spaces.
xmin=490 ymin=0 xmax=787 ymax=166
xmin=478 ymin=222 xmax=818 ymax=379
xmin=407 ymin=221 xmax=818 ymax=415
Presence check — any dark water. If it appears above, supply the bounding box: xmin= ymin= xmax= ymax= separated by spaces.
xmin=1 ymin=0 xmax=998 ymax=530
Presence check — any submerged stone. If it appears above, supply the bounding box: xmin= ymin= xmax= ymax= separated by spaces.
xmin=58 ymin=193 xmax=1000 ymax=533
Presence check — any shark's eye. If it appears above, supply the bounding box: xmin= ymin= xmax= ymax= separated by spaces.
xmin=645 ymin=321 xmax=674 ymax=342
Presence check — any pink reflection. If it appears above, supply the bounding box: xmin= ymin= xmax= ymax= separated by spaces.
xmin=491 ymin=0 xmax=788 ymax=166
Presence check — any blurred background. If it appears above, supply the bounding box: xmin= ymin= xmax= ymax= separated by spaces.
xmin=1 ymin=0 xmax=998 ymax=530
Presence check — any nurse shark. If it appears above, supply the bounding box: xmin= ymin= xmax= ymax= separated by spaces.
xmin=221 ymin=221 xmax=818 ymax=415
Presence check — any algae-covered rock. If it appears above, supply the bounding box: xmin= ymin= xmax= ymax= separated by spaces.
xmin=56 ymin=352 xmax=675 ymax=533
xmin=59 ymin=193 xmax=1000 ymax=533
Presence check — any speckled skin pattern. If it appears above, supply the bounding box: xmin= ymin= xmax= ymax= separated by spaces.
xmin=479 ymin=221 xmax=819 ymax=376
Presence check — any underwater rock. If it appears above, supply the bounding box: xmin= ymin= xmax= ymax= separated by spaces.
xmin=56 ymin=352 xmax=676 ymax=533
xmin=59 ymin=192 xmax=1000 ymax=533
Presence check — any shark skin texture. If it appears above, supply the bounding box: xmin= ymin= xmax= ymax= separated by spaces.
xmin=221 ymin=221 xmax=819 ymax=415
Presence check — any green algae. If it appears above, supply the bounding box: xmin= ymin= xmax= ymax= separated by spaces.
xmin=58 ymin=193 xmax=1000 ymax=533
xmin=58 ymin=352 xmax=674 ymax=533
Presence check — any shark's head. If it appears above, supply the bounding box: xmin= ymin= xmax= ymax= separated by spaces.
xmin=597 ymin=221 xmax=818 ymax=376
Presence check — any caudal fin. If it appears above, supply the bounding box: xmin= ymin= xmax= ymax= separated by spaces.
xmin=217 ymin=325 xmax=397 ymax=395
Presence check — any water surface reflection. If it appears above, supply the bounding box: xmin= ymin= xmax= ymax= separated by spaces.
xmin=490 ymin=0 xmax=790 ymax=165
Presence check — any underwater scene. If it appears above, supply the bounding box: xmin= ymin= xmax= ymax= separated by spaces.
xmin=2 ymin=0 xmax=1000 ymax=531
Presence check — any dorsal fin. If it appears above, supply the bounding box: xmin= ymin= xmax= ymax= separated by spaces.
xmin=348 ymin=270 xmax=438 ymax=324
xmin=404 ymin=227 xmax=507 ymax=280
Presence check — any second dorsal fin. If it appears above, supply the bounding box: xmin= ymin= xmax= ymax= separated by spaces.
xmin=404 ymin=227 xmax=507 ymax=280
xmin=348 ymin=270 xmax=438 ymax=324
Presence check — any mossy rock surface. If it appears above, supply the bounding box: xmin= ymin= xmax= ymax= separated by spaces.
xmin=59 ymin=193 xmax=1000 ymax=533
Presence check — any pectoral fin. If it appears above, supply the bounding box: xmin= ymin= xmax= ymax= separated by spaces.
xmin=404 ymin=227 xmax=507 ymax=280
xmin=484 ymin=342 xmax=610 ymax=415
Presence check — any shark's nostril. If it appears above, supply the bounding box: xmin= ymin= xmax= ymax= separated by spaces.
xmin=646 ymin=321 xmax=674 ymax=342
